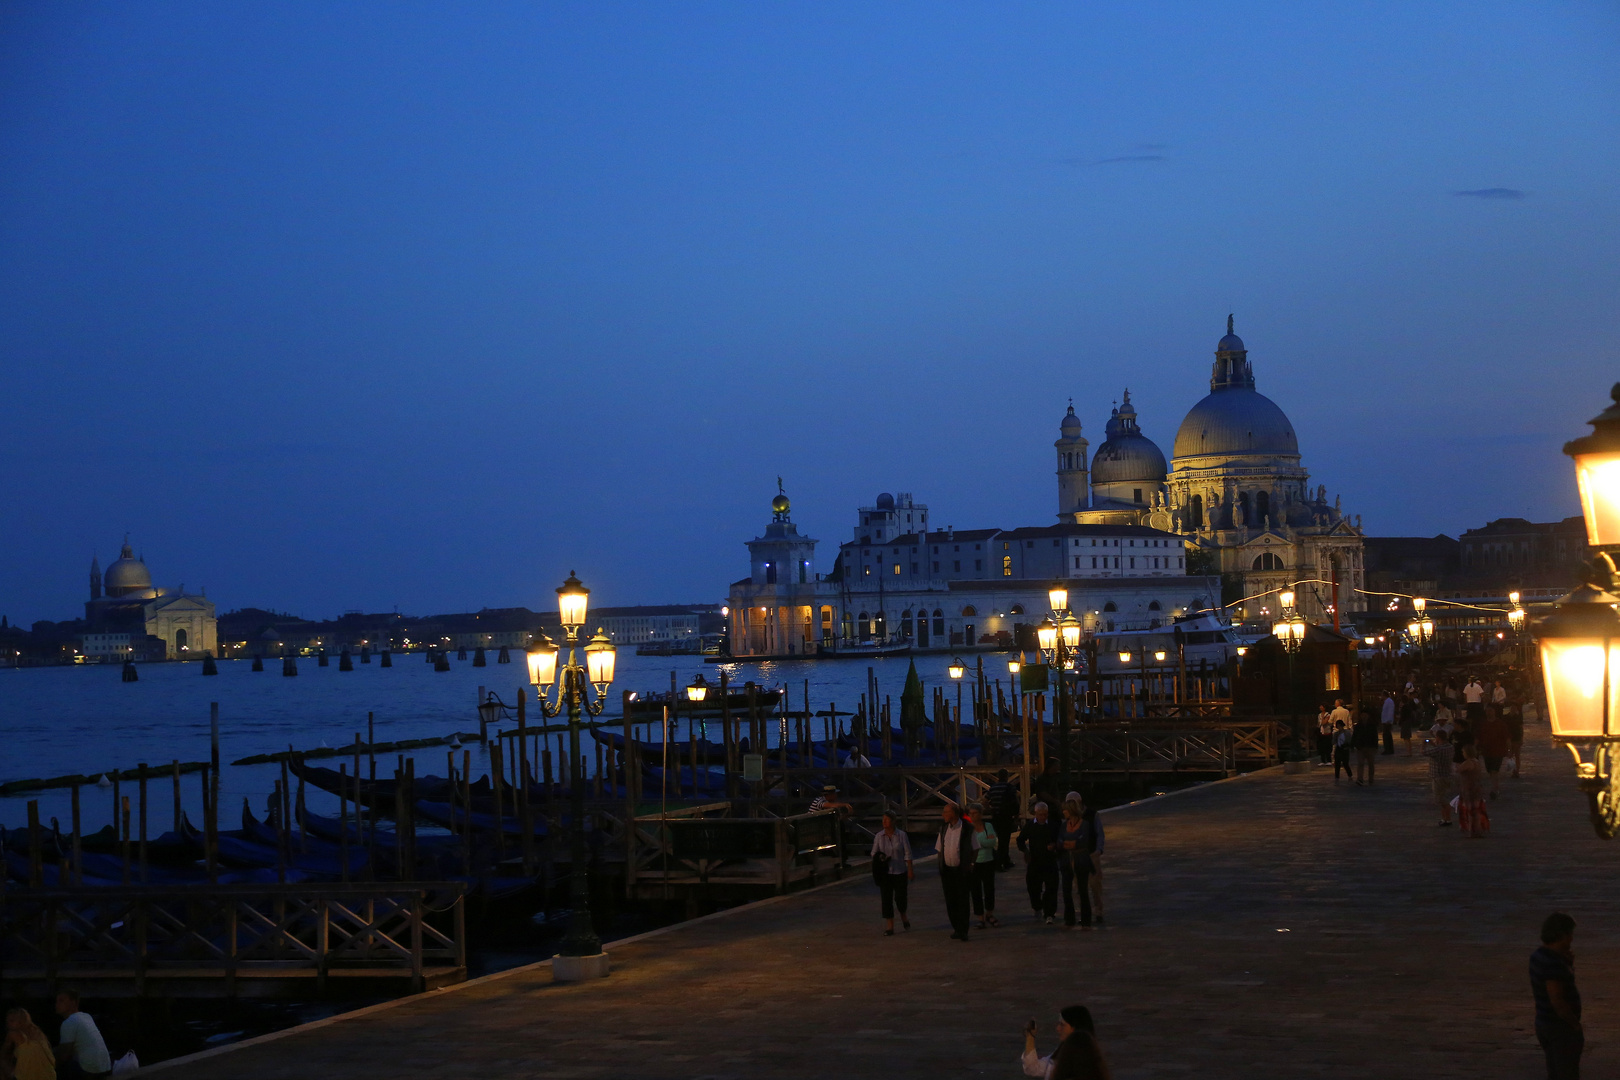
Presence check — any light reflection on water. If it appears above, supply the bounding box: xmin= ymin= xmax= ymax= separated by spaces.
xmin=0 ymin=651 xmax=1000 ymax=831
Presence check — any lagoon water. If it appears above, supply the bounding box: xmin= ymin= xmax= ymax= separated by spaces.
xmin=0 ymin=650 xmax=984 ymax=833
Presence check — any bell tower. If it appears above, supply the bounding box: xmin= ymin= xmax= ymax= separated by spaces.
xmin=1055 ymin=402 xmax=1089 ymax=520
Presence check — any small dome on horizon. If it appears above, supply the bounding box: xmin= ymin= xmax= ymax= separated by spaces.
xmin=876 ymin=492 xmax=895 ymax=509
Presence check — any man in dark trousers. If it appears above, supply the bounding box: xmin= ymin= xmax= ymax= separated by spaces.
xmin=934 ymin=802 xmax=975 ymax=941
xmin=1531 ymin=912 xmax=1582 ymax=1079
xmin=1017 ymin=801 xmax=1060 ymax=924
xmin=986 ymin=769 xmax=1017 ymax=870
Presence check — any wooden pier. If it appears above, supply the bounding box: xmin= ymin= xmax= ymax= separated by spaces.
xmin=0 ymin=882 xmax=466 ymax=999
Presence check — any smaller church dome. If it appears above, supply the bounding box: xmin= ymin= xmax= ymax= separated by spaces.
xmin=1090 ymin=391 xmax=1168 ymax=485
xmin=1217 ymin=332 xmax=1245 ymax=353
xmin=104 ymin=542 xmax=156 ymax=599
xmin=1060 ymin=405 xmax=1083 ymax=434
xmin=875 ymin=492 xmax=895 ymax=509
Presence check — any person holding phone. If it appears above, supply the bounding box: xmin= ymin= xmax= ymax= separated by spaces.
xmin=1021 ymin=1006 xmax=1113 ymax=1079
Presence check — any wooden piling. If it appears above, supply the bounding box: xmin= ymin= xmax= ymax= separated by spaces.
xmin=26 ymin=800 xmax=42 ymax=887
xmin=338 ymin=763 xmax=351 ymax=883
xmin=138 ymin=763 xmax=149 ymax=885
xmin=461 ymin=749 xmax=473 ymax=877
xmin=518 ymin=689 xmax=533 ymax=874
xmin=70 ymin=785 xmax=82 ymax=885
xmin=491 ymin=741 xmax=505 ymax=862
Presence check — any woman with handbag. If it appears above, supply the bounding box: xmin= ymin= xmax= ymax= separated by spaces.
xmin=871 ymin=809 xmax=914 ymax=935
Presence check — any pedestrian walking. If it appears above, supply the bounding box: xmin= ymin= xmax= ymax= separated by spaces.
xmin=52 ymin=991 xmax=111 ymax=1080
xmin=870 ymin=810 xmax=913 ymax=935
xmin=1464 ymin=676 xmax=1487 ymax=726
xmin=1530 ymin=912 xmax=1582 ymax=1080
xmin=1082 ymin=802 xmax=1104 ymax=927
xmin=4 ymin=1008 xmax=56 ymax=1080
xmin=1332 ymin=720 xmax=1353 ymax=781
xmin=1316 ymin=706 xmax=1333 ymax=765
xmin=966 ymin=802 xmax=999 ymax=929
xmin=1399 ymin=694 xmax=1418 ymax=755
xmin=935 ymin=802 xmax=975 ymax=941
xmin=1379 ymin=692 xmax=1396 ymax=755
xmin=1505 ymin=698 xmax=1526 ymax=779
xmin=1422 ymin=729 xmax=1455 ymax=826
xmin=1477 ymin=710 xmax=1511 ymax=800
xmin=987 ymin=769 xmax=1018 ymax=870
xmin=1021 ymin=1005 xmax=1114 ymax=1080
xmin=1352 ymin=709 xmax=1379 ymax=786
xmin=1017 ymin=802 xmax=1060 ymax=924
xmin=1456 ymin=745 xmax=1489 ymax=837
xmin=1056 ymin=800 xmax=1093 ymax=929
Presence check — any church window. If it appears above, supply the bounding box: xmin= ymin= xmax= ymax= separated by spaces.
xmin=1103 ymin=601 xmax=1118 ymax=612
xmin=1190 ymin=494 xmax=1204 ymax=529
xmin=175 ymin=628 xmax=188 ymax=651
xmin=962 ymin=606 xmax=977 ymax=617
xmin=1253 ymin=552 xmax=1284 ymax=571
xmin=1256 ymin=491 xmax=1270 ymax=521
xmin=1002 ymin=555 xmax=1012 ymax=576
xmin=1238 ymin=492 xmax=1251 ymax=522
xmin=1134 ymin=489 xmax=1143 ymax=503
xmin=765 ymin=562 xmax=777 ymax=585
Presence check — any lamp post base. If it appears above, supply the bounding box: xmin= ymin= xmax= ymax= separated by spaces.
xmin=552 ymin=952 xmax=610 ymax=982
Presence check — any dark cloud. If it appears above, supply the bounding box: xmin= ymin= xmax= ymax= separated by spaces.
xmin=1454 ymin=187 xmax=1527 ymax=199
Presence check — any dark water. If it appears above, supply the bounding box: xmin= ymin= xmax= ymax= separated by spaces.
xmin=0 ymin=650 xmax=982 ymax=832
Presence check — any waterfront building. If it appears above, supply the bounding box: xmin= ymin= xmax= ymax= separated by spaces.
xmin=82 ymin=540 xmax=217 ymax=660
xmin=1057 ymin=319 xmax=1366 ymax=626
xmin=721 ymin=318 xmax=1364 ymax=657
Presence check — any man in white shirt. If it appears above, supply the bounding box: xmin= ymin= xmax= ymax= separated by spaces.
xmin=55 ymin=989 xmax=112 ymax=1079
xmin=1328 ymin=699 xmax=1352 ymax=731
xmin=1464 ymin=678 xmax=1486 ymax=725
xmin=935 ymin=803 xmax=974 ymax=941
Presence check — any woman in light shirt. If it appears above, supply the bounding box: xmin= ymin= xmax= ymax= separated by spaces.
xmin=966 ymin=802 xmax=999 ymax=929
xmin=870 ymin=810 xmax=913 ymax=935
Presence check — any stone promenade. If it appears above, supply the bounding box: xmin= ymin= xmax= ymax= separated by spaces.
xmin=148 ymin=733 xmax=1619 ymax=1079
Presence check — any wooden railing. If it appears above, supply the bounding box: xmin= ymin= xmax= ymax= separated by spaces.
xmin=0 ymin=882 xmax=466 ymax=998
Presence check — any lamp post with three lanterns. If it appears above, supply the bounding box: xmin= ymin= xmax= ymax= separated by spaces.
xmin=1034 ymin=586 xmax=1083 ymax=789
xmin=525 ymin=572 xmax=617 ymax=979
xmin=1272 ymin=589 xmax=1308 ymax=762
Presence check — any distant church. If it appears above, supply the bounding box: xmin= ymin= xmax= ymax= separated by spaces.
xmin=84 ymin=539 xmax=218 ymax=660
xmin=1053 ymin=318 xmax=1365 ymax=624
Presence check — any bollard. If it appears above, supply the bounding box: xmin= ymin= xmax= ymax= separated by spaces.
xmin=434 ymin=653 xmax=451 ymax=672
xmin=497 ymin=646 xmax=510 ymax=664
xmin=318 ymin=650 xmax=329 ymax=667
xmin=122 ymin=659 xmax=139 ymax=682
xmin=361 ymin=646 xmax=371 ymax=663
xmin=252 ymin=655 xmax=264 ymax=672
xmin=473 ymin=646 xmax=486 ymax=667
xmin=283 ymin=656 xmax=298 ymax=677
xmin=339 ymin=649 xmax=354 ymax=671
xmin=380 ymin=650 xmax=392 ymax=667
xmin=202 ymin=652 xmax=218 ymax=676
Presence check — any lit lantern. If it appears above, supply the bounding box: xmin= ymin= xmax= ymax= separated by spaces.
xmin=1118 ymin=650 xmax=1132 ymax=664
xmin=1278 ymin=589 xmax=1295 ymax=611
xmin=1154 ymin=650 xmax=1167 ymax=662
xmin=556 ymin=572 xmax=590 ymax=633
xmin=1538 ymin=585 xmax=1620 ymax=741
xmin=1413 ymin=596 xmax=1427 ymax=616
xmin=948 ymin=658 xmax=966 ymax=680
xmin=1060 ymin=615 xmax=1082 ymax=650
xmin=1048 ymin=585 xmax=1069 ymax=613
xmin=525 ymin=634 xmax=559 ymax=688
xmin=1566 ymin=384 xmax=1620 ymax=551
xmin=1007 ymin=659 xmax=1021 ymax=674
xmin=686 ymin=673 xmax=710 ymax=703
xmin=584 ymin=629 xmax=616 ymax=690
xmin=1036 ymin=619 xmax=1058 ymax=658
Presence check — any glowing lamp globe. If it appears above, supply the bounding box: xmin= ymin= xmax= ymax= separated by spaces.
xmin=1060 ymin=616 xmax=1082 ymax=650
xmin=1566 ymin=384 xmax=1620 ymax=550
xmin=556 ymin=571 xmax=590 ymax=632
xmin=1118 ymin=651 xmax=1132 ymax=664
xmin=1007 ymin=659 xmax=1021 ymax=674
xmin=1154 ymin=650 xmax=1167 ymax=662
xmin=948 ymin=658 xmax=966 ymax=680
xmin=584 ymin=629 xmax=616 ymax=690
xmin=525 ymin=635 xmax=559 ymax=688
xmin=1278 ymin=589 xmax=1295 ymax=611
xmin=1537 ymin=585 xmax=1620 ymax=740
xmin=1048 ymin=585 xmax=1069 ymax=613
xmin=686 ymin=673 xmax=709 ymax=703
xmin=1036 ymin=619 xmax=1057 ymax=655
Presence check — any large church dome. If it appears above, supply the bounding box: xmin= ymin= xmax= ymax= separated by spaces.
xmin=1172 ymin=319 xmax=1300 ymax=462
xmin=104 ymin=542 xmax=156 ymax=599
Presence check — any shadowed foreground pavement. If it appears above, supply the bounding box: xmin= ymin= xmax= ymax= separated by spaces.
xmin=147 ymin=732 xmax=1619 ymax=1079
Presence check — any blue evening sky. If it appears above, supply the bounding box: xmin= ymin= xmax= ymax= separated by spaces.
xmin=1 ymin=2 xmax=1617 ymax=622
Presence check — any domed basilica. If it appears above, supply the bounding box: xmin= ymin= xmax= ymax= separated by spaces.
xmin=84 ymin=539 xmax=218 ymax=660
xmin=1056 ymin=319 xmax=1364 ymax=624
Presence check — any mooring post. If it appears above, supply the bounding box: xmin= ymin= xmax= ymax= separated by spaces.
xmin=137 ymin=763 xmax=149 ymax=885
xmin=518 ymin=689 xmax=533 ymax=875
xmin=70 ymin=784 xmax=82 ymax=886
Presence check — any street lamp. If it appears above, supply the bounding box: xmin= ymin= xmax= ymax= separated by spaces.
xmin=1035 ymin=591 xmax=1084 ymax=787
xmin=686 ymin=673 xmax=710 ymax=703
xmin=1273 ymin=591 xmax=1307 ymax=762
xmin=1536 ymin=383 xmax=1620 ymax=837
xmin=525 ymin=572 xmax=616 ymax=979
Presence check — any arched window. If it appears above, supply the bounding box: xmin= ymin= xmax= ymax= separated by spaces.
xmin=901 ymin=609 xmax=913 ymax=638
xmin=1190 ymin=494 xmax=1204 ymax=530
xmin=1238 ymin=491 xmax=1251 ymax=523
xmin=1256 ymin=490 xmax=1271 ymax=522
xmin=175 ymin=628 xmax=189 ymax=651
xmin=858 ymin=612 xmax=871 ymax=642
xmin=1009 ymin=604 xmax=1025 ymax=615
xmin=961 ymin=605 xmax=977 ymax=617
xmin=1148 ymin=601 xmax=1161 ymax=611
xmin=1103 ymin=601 xmax=1117 ymax=613
xmin=932 ymin=609 xmax=945 ymax=636
xmin=1253 ymin=552 xmax=1284 ymax=571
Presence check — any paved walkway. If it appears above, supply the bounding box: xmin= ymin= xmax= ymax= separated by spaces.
xmin=148 ymin=732 xmax=1619 ymax=1079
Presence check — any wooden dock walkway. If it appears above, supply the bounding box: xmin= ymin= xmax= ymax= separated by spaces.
xmin=141 ymin=730 xmax=1620 ymax=1079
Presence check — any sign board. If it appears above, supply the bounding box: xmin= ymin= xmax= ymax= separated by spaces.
xmin=1019 ymin=663 xmax=1050 ymax=692
xmin=742 ymin=753 xmax=764 ymax=782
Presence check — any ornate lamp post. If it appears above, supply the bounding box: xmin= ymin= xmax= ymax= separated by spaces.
xmin=525 ymin=572 xmax=616 ymax=979
xmin=1035 ymin=586 xmax=1082 ymax=787
xmin=1272 ymin=589 xmax=1307 ymax=761
xmin=1535 ymin=383 xmax=1620 ymax=837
